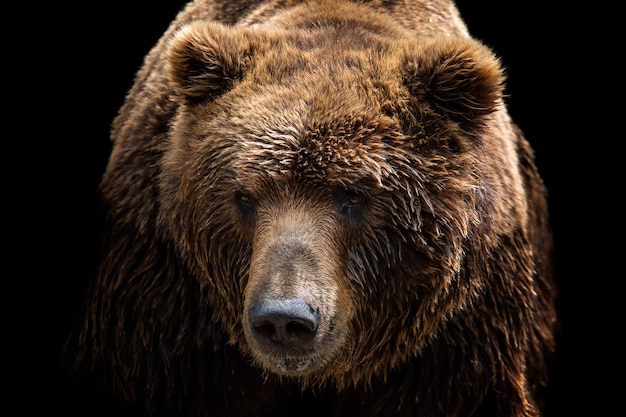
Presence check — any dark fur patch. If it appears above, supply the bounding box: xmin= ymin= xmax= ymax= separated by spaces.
xmin=65 ymin=1 xmax=556 ymax=416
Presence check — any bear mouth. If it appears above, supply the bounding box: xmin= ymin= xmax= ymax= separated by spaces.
xmin=266 ymin=353 xmax=316 ymax=374
xmin=243 ymin=297 xmax=345 ymax=376
xmin=246 ymin=325 xmax=347 ymax=377
xmin=251 ymin=347 xmax=334 ymax=377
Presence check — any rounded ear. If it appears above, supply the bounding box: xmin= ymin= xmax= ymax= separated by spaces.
xmin=402 ymin=37 xmax=505 ymax=132
xmin=167 ymin=20 xmax=257 ymax=103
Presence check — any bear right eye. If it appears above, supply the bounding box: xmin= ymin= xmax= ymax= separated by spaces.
xmin=235 ymin=191 xmax=256 ymax=213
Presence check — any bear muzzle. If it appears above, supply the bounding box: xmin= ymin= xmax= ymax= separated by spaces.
xmin=244 ymin=295 xmax=340 ymax=376
xmin=242 ymin=209 xmax=349 ymax=375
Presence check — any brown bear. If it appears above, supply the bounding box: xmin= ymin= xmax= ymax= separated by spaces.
xmin=66 ymin=0 xmax=557 ymax=416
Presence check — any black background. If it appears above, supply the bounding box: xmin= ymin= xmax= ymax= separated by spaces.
xmin=27 ymin=1 xmax=611 ymax=416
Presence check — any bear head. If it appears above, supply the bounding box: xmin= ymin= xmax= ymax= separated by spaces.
xmin=157 ymin=12 xmax=515 ymax=389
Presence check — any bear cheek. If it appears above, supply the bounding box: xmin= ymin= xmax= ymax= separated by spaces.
xmin=241 ymin=208 xmax=353 ymax=376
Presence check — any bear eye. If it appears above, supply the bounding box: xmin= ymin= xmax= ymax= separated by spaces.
xmin=343 ymin=191 xmax=364 ymax=207
xmin=235 ymin=191 xmax=256 ymax=213
xmin=335 ymin=188 xmax=368 ymax=221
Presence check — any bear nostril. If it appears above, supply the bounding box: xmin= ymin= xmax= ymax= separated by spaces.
xmin=248 ymin=298 xmax=320 ymax=349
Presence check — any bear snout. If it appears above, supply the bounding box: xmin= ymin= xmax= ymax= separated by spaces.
xmin=242 ymin=209 xmax=350 ymax=375
xmin=248 ymin=298 xmax=321 ymax=349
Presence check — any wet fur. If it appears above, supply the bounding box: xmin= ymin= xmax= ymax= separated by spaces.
xmin=66 ymin=1 xmax=557 ymax=416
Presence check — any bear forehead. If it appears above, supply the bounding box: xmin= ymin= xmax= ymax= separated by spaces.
xmin=225 ymin=97 xmax=405 ymax=187
xmin=194 ymin=47 xmax=414 ymax=187
xmin=170 ymin=12 xmax=473 ymax=190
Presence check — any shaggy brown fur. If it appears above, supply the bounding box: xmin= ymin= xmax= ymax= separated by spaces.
xmin=66 ymin=1 xmax=557 ymax=416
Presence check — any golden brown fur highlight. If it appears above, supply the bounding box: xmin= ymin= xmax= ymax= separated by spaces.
xmin=65 ymin=1 xmax=556 ymax=416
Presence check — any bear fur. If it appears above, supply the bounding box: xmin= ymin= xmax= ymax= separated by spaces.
xmin=66 ymin=0 xmax=557 ymax=416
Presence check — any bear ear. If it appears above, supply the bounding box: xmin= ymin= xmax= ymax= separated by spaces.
xmin=167 ymin=21 xmax=256 ymax=103
xmin=402 ymin=37 xmax=505 ymax=131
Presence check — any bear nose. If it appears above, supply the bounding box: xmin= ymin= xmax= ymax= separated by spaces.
xmin=248 ymin=298 xmax=320 ymax=349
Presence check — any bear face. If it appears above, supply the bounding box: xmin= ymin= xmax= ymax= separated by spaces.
xmin=69 ymin=1 xmax=556 ymax=416
xmin=158 ymin=14 xmax=523 ymax=385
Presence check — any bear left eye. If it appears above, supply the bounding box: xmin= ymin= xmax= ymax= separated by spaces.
xmin=344 ymin=192 xmax=364 ymax=207
xmin=335 ymin=188 xmax=368 ymax=220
